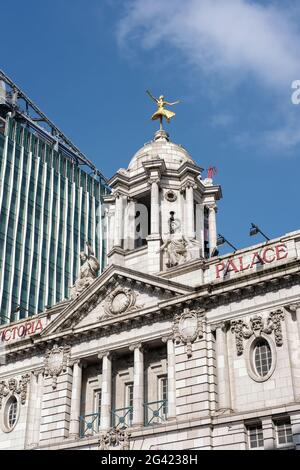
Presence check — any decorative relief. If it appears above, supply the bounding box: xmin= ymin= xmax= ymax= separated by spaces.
xmin=98 ymin=427 xmax=131 ymax=451
xmin=0 ymin=374 xmax=30 ymax=409
xmin=172 ymin=308 xmax=205 ymax=358
xmin=165 ymin=190 xmax=177 ymax=202
xmin=98 ymin=286 xmax=140 ymax=321
xmin=44 ymin=344 xmax=71 ymax=389
xmin=230 ymin=309 xmax=285 ymax=355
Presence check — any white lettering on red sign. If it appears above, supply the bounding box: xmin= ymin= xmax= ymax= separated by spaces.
xmin=215 ymin=243 xmax=288 ymax=279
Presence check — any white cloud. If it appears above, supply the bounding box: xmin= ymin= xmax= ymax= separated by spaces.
xmin=117 ymin=0 xmax=300 ymax=90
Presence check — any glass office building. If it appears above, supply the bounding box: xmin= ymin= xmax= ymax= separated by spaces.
xmin=0 ymin=72 xmax=107 ymax=324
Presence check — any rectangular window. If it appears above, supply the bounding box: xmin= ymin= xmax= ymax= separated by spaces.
xmin=276 ymin=418 xmax=293 ymax=446
xmin=247 ymin=424 xmax=264 ymax=449
xmin=158 ymin=375 xmax=168 ymax=418
xmin=94 ymin=389 xmax=102 ymax=430
xmin=125 ymin=382 xmax=134 ymax=426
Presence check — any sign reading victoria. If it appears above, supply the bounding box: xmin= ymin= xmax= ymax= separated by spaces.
xmin=0 ymin=318 xmax=44 ymax=344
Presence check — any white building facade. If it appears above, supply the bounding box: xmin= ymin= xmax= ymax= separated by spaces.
xmin=0 ymin=129 xmax=300 ymax=450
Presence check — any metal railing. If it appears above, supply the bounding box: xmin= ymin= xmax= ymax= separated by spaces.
xmin=79 ymin=412 xmax=100 ymax=438
xmin=112 ymin=406 xmax=133 ymax=428
xmin=144 ymin=400 xmax=168 ymax=426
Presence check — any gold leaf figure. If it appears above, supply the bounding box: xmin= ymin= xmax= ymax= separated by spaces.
xmin=146 ymin=90 xmax=180 ymax=130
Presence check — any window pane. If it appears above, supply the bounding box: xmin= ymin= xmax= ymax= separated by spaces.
xmin=254 ymin=339 xmax=272 ymax=377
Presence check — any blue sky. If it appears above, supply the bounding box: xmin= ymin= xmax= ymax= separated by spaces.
xmin=1 ymin=0 xmax=300 ymax=252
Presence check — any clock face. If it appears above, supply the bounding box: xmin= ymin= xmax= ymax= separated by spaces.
xmin=111 ymin=292 xmax=130 ymax=314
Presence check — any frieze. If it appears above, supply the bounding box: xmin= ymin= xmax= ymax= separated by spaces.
xmin=98 ymin=427 xmax=131 ymax=451
xmin=230 ymin=309 xmax=285 ymax=355
xmin=0 ymin=373 xmax=30 ymax=409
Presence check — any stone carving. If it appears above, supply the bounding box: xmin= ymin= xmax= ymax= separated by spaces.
xmin=98 ymin=427 xmax=131 ymax=451
xmin=44 ymin=344 xmax=70 ymax=389
xmin=165 ymin=190 xmax=177 ymax=202
xmin=103 ymin=287 xmax=137 ymax=318
xmin=0 ymin=374 xmax=30 ymax=409
xmin=231 ymin=309 xmax=285 ymax=355
xmin=70 ymin=242 xmax=100 ymax=299
xmin=173 ymin=308 xmax=204 ymax=358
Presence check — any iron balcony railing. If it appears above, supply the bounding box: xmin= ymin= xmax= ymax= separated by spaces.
xmin=144 ymin=400 xmax=168 ymax=426
xmin=79 ymin=412 xmax=100 ymax=438
xmin=112 ymin=406 xmax=133 ymax=428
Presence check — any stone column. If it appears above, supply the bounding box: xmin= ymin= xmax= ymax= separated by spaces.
xmin=211 ymin=322 xmax=232 ymax=411
xmin=208 ymin=203 xmax=217 ymax=255
xmin=124 ymin=198 xmax=135 ymax=251
xmin=99 ymin=351 xmax=112 ymax=431
xmin=162 ymin=336 xmax=176 ymax=420
xmin=285 ymin=305 xmax=300 ymax=401
xmin=31 ymin=370 xmax=44 ymax=447
xmin=261 ymin=417 xmax=275 ymax=450
xmin=291 ymin=413 xmax=300 ymax=450
xmin=69 ymin=360 xmax=83 ymax=438
xmin=130 ymin=343 xmax=144 ymax=427
xmin=150 ymin=178 xmax=160 ymax=235
xmin=184 ymin=183 xmax=195 ymax=239
xmin=113 ymin=193 xmax=123 ymax=247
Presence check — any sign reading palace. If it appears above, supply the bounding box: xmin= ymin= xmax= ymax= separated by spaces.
xmin=215 ymin=243 xmax=289 ymax=279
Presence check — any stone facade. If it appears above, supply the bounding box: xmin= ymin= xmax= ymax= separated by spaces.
xmin=0 ymin=130 xmax=300 ymax=450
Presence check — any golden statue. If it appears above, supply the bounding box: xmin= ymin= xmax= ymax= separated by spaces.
xmin=146 ymin=90 xmax=180 ymax=130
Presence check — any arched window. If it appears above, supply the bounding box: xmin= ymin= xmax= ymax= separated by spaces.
xmin=5 ymin=396 xmax=18 ymax=431
xmin=254 ymin=338 xmax=272 ymax=377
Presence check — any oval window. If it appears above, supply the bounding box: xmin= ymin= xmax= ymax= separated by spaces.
xmin=5 ymin=396 xmax=18 ymax=431
xmin=254 ymin=338 xmax=272 ymax=377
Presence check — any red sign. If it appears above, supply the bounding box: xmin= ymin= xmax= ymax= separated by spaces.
xmin=0 ymin=318 xmax=44 ymax=343
xmin=215 ymin=244 xmax=288 ymax=279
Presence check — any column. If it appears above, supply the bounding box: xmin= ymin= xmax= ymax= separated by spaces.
xmin=150 ymin=178 xmax=160 ymax=235
xmin=69 ymin=361 xmax=83 ymax=438
xmin=25 ymin=371 xmax=38 ymax=448
xmin=162 ymin=336 xmax=176 ymax=420
xmin=130 ymin=343 xmax=144 ymax=427
xmin=261 ymin=417 xmax=275 ymax=450
xmin=184 ymin=183 xmax=195 ymax=239
xmin=31 ymin=370 xmax=44 ymax=447
xmin=99 ymin=351 xmax=112 ymax=431
xmin=113 ymin=193 xmax=123 ymax=247
xmin=212 ymin=322 xmax=232 ymax=411
xmin=285 ymin=305 xmax=300 ymax=401
xmin=208 ymin=203 xmax=217 ymax=255
xmin=124 ymin=198 xmax=135 ymax=250
xmin=195 ymin=202 xmax=204 ymax=257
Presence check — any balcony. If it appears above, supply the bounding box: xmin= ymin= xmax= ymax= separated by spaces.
xmin=112 ymin=406 xmax=133 ymax=428
xmin=79 ymin=412 xmax=100 ymax=438
xmin=144 ymin=400 xmax=168 ymax=426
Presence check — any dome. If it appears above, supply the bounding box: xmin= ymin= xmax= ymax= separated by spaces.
xmin=127 ymin=130 xmax=195 ymax=173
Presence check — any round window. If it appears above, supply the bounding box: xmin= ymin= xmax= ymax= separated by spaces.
xmin=4 ymin=396 xmax=19 ymax=432
xmin=253 ymin=338 xmax=272 ymax=378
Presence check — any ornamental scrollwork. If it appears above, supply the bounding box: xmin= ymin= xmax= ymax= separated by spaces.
xmin=0 ymin=373 xmax=30 ymax=409
xmin=172 ymin=308 xmax=205 ymax=358
xmin=98 ymin=427 xmax=131 ymax=451
xmin=44 ymin=344 xmax=71 ymax=389
xmin=231 ymin=309 xmax=285 ymax=355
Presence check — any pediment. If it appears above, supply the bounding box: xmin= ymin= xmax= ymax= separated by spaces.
xmin=40 ymin=265 xmax=194 ymax=337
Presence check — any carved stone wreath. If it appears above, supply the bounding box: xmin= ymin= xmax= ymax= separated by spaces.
xmin=173 ymin=308 xmax=205 ymax=358
xmin=99 ymin=427 xmax=131 ymax=451
xmin=44 ymin=344 xmax=71 ymax=389
xmin=165 ymin=190 xmax=177 ymax=202
xmin=230 ymin=309 xmax=284 ymax=355
xmin=0 ymin=374 xmax=30 ymax=409
xmin=104 ymin=287 xmax=136 ymax=316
